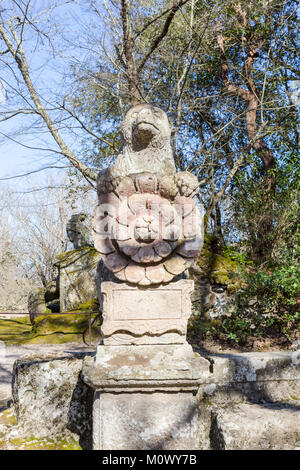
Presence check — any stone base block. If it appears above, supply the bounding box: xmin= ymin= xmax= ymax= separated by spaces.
xmin=210 ymin=403 xmax=300 ymax=450
xmin=82 ymin=343 xmax=210 ymax=393
xmin=83 ymin=343 xmax=210 ymax=450
xmin=93 ymin=392 xmax=204 ymax=450
xmin=100 ymin=280 xmax=193 ymax=345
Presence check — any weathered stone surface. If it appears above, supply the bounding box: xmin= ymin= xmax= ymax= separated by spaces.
xmin=199 ymin=380 xmax=300 ymax=406
xmin=28 ymin=288 xmax=47 ymax=323
xmin=198 ymin=350 xmax=300 ymax=406
xmin=3 ymin=349 xmax=300 ymax=450
xmin=210 ymin=403 xmax=300 ymax=450
xmin=66 ymin=213 xmax=92 ymax=249
xmin=55 ymin=247 xmax=101 ymax=311
xmin=100 ymin=280 xmax=194 ymax=345
xmin=11 ymin=354 xmax=93 ymax=448
xmin=85 ymin=339 xmax=211 ymax=450
xmin=175 ymin=172 xmax=199 ymax=198
xmin=83 ymin=343 xmax=210 ymax=392
xmin=115 ymin=104 xmax=176 ymax=177
xmin=93 ymin=392 xmax=205 ymax=450
xmin=207 ymin=351 xmax=300 ymax=384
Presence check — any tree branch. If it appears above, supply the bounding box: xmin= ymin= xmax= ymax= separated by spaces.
xmin=137 ymin=0 xmax=190 ymax=74
xmin=0 ymin=19 xmax=97 ymax=185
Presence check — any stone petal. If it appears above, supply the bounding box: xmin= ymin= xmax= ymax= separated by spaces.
xmin=160 ymin=204 xmax=176 ymax=225
xmin=138 ymin=276 xmax=151 ymax=286
xmin=98 ymin=192 xmax=120 ymax=211
xmin=115 ymin=176 xmax=136 ymax=199
xmin=93 ymin=234 xmax=115 ymax=255
xmin=147 ymin=194 xmax=166 ymax=209
xmin=145 ymin=265 xmax=165 ymax=284
xmin=135 ymin=226 xmax=150 ymax=241
xmin=163 ymin=269 xmax=175 ymax=283
xmin=118 ymin=237 xmax=140 ymax=255
xmin=154 ymin=241 xmax=173 ymax=258
xmin=114 ymin=223 xmax=130 ymax=241
xmin=162 ymin=223 xmax=181 ymax=241
xmin=125 ymin=263 xmax=145 ymax=284
xmin=116 ymin=210 xmax=135 ymax=227
xmin=93 ymin=215 xmax=114 ymax=239
xmin=128 ymin=194 xmax=148 ymax=215
xmin=114 ymin=269 xmax=127 ymax=282
xmin=121 ymin=245 xmax=140 ymax=257
xmin=182 ymin=211 xmax=198 ymax=239
xmin=176 ymin=236 xmax=203 ymax=258
xmin=104 ymin=252 xmax=128 ymax=272
xmin=132 ymin=246 xmax=155 ymax=264
xmin=164 ymin=254 xmax=187 ymax=275
xmin=134 ymin=172 xmax=158 ymax=194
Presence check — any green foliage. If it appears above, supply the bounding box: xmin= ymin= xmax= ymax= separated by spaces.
xmin=222 ymin=246 xmax=253 ymax=266
xmin=231 ymin=148 xmax=299 ymax=263
xmin=210 ymin=260 xmax=299 ymax=346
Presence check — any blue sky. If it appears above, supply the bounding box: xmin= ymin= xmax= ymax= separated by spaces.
xmin=0 ymin=0 xmax=102 ymax=187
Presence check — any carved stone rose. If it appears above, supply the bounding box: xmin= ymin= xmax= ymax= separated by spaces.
xmin=93 ymin=104 xmax=204 ymax=286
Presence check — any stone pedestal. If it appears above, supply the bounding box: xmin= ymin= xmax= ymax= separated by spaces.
xmin=82 ymin=344 xmax=210 ymax=450
xmin=100 ymin=279 xmax=193 ymax=345
xmin=87 ymin=104 xmax=208 ymax=450
xmin=83 ymin=278 xmax=210 ymax=449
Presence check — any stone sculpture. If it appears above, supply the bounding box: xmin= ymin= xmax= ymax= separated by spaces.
xmin=84 ymin=104 xmax=207 ymax=449
xmin=67 ymin=213 xmax=92 ymax=249
xmin=93 ymin=104 xmax=204 ymax=287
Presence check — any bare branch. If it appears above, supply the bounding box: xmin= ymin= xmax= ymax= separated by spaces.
xmin=0 ymin=18 xmax=97 ymax=185
xmin=137 ymin=0 xmax=190 ymax=74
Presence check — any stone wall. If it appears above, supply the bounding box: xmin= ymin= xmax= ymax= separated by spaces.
xmin=2 ymin=349 xmax=299 ymax=450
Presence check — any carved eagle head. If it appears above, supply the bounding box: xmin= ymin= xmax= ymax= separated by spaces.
xmin=121 ymin=104 xmax=173 ymax=151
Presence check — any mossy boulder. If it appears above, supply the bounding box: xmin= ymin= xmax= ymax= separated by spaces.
xmin=194 ymin=235 xmax=245 ymax=293
xmin=0 ymin=434 xmax=82 ymax=450
xmin=28 ymin=311 xmax=101 ymax=345
xmin=0 ymin=407 xmax=17 ymax=428
xmin=9 ymin=355 xmax=94 ymax=449
xmin=28 ymin=288 xmax=47 ymax=323
xmin=0 ymin=316 xmax=32 ymax=344
xmin=0 ymin=309 xmax=101 ymax=345
xmin=190 ymin=235 xmax=246 ymax=320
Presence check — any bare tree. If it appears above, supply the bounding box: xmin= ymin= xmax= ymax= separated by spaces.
xmin=0 ymin=171 xmax=96 ymax=311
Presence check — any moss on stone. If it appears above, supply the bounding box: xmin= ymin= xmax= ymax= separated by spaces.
xmin=0 ymin=312 xmax=101 ymax=345
xmin=55 ymin=246 xmax=98 ymax=264
xmin=29 ymin=313 xmax=101 ymax=344
xmin=197 ymin=237 xmax=245 ymax=292
xmin=70 ymin=298 xmax=99 ymax=312
xmin=0 ymin=408 xmax=17 ymax=427
xmin=0 ymin=317 xmax=32 ymax=344
xmin=0 ymin=434 xmax=82 ymax=450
